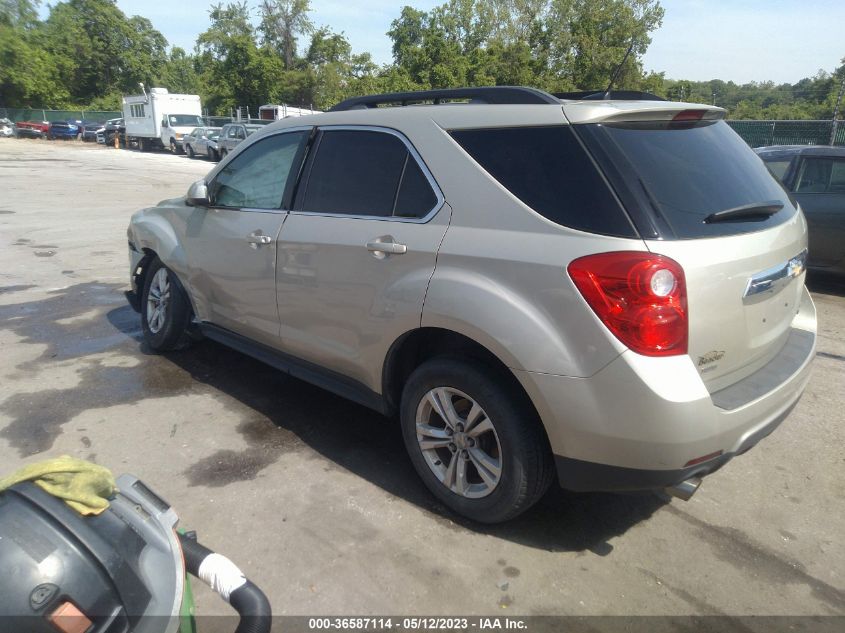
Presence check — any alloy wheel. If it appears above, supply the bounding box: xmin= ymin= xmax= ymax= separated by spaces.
xmin=415 ymin=387 xmax=502 ymax=499
xmin=146 ymin=268 xmax=171 ymax=334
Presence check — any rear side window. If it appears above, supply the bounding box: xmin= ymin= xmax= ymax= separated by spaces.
xmin=795 ymin=157 xmax=845 ymax=193
xmin=301 ymin=129 xmax=438 ymax=218
xmin=761 ymin=159 xmax=791 ymax=182
xmin=578 ymin=120 xmax=797 ymax=239
xmin=450 ymin=126 xmax=635 ymax=237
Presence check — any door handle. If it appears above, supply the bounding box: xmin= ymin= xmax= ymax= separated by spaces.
xmin=366 ymin=237 xmax=407 ymax=257
xmin=247 ymin=231 xmax=272 ymax=248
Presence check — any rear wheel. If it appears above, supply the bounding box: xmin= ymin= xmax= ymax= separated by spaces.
xmin=400 ymin=358 xmax=553 ymax=523
xmin=141 ymin=258 xmax=193 ymax=352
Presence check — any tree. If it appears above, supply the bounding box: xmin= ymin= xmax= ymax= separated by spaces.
xmin=40 ymin=0 xmax=169 ymax=104
xmin=0 ymin=0 xmax=40 ymax=28
xmin=259 ymin=0 xmax=313 ymax=69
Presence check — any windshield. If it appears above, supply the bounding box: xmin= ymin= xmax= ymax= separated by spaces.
xmin=577 ymin=120 xmax=796 ymax=239
xmin=208 ymin=131 xmax=221 ymax=140
xmin=168 ymin=115 xmax=204 ymax=127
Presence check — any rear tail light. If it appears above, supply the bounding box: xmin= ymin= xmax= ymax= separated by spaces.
xmin=568 ymin=252 xmax=688 ymax=357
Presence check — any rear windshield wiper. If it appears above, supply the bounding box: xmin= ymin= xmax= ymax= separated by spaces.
xmin=704 ymin=201 xmax=784 ymax=224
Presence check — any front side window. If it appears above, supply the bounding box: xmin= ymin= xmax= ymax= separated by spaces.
xmin=209 ymin=131 xmax=309 ymax=209
xmin=301 ymin=129 xmax=438 ymax=218
xmin=795 ymin=157 xmax=845 ymax=193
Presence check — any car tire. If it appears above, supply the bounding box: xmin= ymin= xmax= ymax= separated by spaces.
xmin=138 ymin=138 xmax=146 ymax=152
xmin=186 ymin=144 xmax=195 ymax=158
xmin=400 ymin=358 xmax=554 ymax=523
xmin=141 ymin=257 xmax=194 ymax=352
xmin=209 ymin=149 xmax=218 ymax=161
xmin=170 ymin=139 xmax=183 ymax=154
xmin=220 ymin=149 xmax=227 ymax=159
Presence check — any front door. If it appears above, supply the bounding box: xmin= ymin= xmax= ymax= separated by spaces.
xmin=185 ymin=129 xmax=310 ymax=346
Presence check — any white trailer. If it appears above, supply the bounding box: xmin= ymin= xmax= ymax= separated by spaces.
xmin=123 ymin=87 xmax=203 ymax=153
xmin=258 ymin=104 xmax=320 ymax=120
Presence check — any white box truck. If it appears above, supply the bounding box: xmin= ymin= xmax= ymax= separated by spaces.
xmin=123 ymin=87 xmax=203 ymax=153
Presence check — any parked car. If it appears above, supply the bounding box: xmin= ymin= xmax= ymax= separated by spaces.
xmin=126 ymin=87 xmax=816 ymax=523
xmin=47 ymin=120 xmax=79 ymax=140
xmin=755 ymin=145 xmax=845 ymax=276
xmin=98 ymin=118 xmax=125 ymax=146
xmin=0 ymin=118 xmax=13 ymax=138
xmin=183 ymin=127 xmax=222 ymax=160
xmin=217 ymin=122 xmax=263 ymax=157
xmin=15 ymin=120 xmax=49 ymax=139
xmin=81 ymin=121 xmax=105 ymax=142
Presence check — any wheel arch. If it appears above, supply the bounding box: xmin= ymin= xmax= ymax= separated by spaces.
xmin=382 ymin=328 xmax=545 ymax=435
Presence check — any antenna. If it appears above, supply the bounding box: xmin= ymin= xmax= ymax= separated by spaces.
xmin=603 ymin=38 xmax=637 ymax=100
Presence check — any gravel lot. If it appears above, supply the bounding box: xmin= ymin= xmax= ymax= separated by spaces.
xmin=1 ymin=138 xmax=844 ymax=621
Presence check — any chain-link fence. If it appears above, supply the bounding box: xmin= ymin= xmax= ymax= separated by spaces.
xmin=727 ymin=119 xmax=844 ymax=148
xmin=0 ymin=107 xmax=121 ymax=123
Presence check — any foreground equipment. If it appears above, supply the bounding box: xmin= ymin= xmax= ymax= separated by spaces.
xmin=0 ymin=472 xmax=271 ymax=633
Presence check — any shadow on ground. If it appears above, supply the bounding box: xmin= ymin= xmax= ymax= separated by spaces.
xmin=806 ymin=270 xmax=845 ymax=297
xmin=0 ymin=282 xmax=665 ymax=553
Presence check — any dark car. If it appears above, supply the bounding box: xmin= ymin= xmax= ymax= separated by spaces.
xmin=756 ymin=145 xmax=845 ymax=276
xmin=98 ymin=118 xmax=125 ymax=146
xmin=81 ymin=121 xmax=105 ymax=142
xmin=217 ymin=123 xmax=264 ymax=157
xmin=48 ymin=121 xmax=79 ymax=140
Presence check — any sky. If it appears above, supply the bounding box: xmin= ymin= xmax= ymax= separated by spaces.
xmin=38 ymin=0 xmax=845 ymax=85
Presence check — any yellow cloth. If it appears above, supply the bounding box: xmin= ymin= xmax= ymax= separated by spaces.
xmin=0 ymin=456 xmax=117 ymax=516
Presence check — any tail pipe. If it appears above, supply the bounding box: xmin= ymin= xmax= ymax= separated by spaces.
xmin=664 ymin=476 xmax=702 ymax=501
xmin=178 ymin=532 xmax=272 ymax=633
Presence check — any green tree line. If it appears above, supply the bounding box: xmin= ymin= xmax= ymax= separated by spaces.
xmin=1 ymin=0 xmax=843 ymax=118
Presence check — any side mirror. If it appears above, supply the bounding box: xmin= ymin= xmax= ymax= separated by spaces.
xmin=162 ymin=119 xmax=168 ymax=128
xmin=186 ymin=180 xmax=209 ymax=207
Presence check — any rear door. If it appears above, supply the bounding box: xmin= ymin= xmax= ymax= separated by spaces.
xmin=185 ymin=129 xmax=310 ymax=346
xmin=791 ymin=155 xmax=845 ymax=268
xmin=275 ymin=126 xmax=450 ymax=390
xmin=576 ymin=118 xmax=808 ymax=391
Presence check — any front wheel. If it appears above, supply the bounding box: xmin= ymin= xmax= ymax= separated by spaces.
xmin=170 ymin=139 xmax=183 ymax=154
xmin=186 ymin=144 xmax=195 ymax=158
xmin=141 ymin=258 xmax=193 ymax=352
xmin=400 ymin=358 xmax=553 ymax=523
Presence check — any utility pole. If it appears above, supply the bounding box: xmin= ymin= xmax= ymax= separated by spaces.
xmin=830 ymin=73 xmax=845 ymax=146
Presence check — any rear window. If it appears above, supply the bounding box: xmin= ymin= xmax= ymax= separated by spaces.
xmin=450 ymin=126 xmax=635 ymax=237
xmin=577 ymin=120 xmax=797 ymax=239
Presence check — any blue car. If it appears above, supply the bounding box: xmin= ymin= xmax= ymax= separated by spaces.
xmin=47 ymin=121 xmax=79 ymax=140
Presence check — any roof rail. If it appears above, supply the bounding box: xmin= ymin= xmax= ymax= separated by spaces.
xmin=554 ymin=90 xmax=666 ymax=102
xmin=330 ymin=86 xmax=561 ymax=111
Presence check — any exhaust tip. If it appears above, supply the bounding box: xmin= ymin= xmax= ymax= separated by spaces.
xmin=664 ymin=476 xmax=702 ymax=501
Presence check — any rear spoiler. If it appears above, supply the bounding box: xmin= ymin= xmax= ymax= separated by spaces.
xmin=562 ymin=101 xmax=727 ymax=125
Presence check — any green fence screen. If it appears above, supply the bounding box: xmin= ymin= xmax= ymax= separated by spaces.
xmin=726 ymin=119 xmax=844 ymax=148
xmin=0 ymin=107 xmax=122 ymax=123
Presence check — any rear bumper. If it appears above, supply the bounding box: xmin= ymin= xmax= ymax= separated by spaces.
xmin=516 ymin=286 xmax=816 ymax=491
xmin=553 ymin=398 xmax=796 ymax=491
